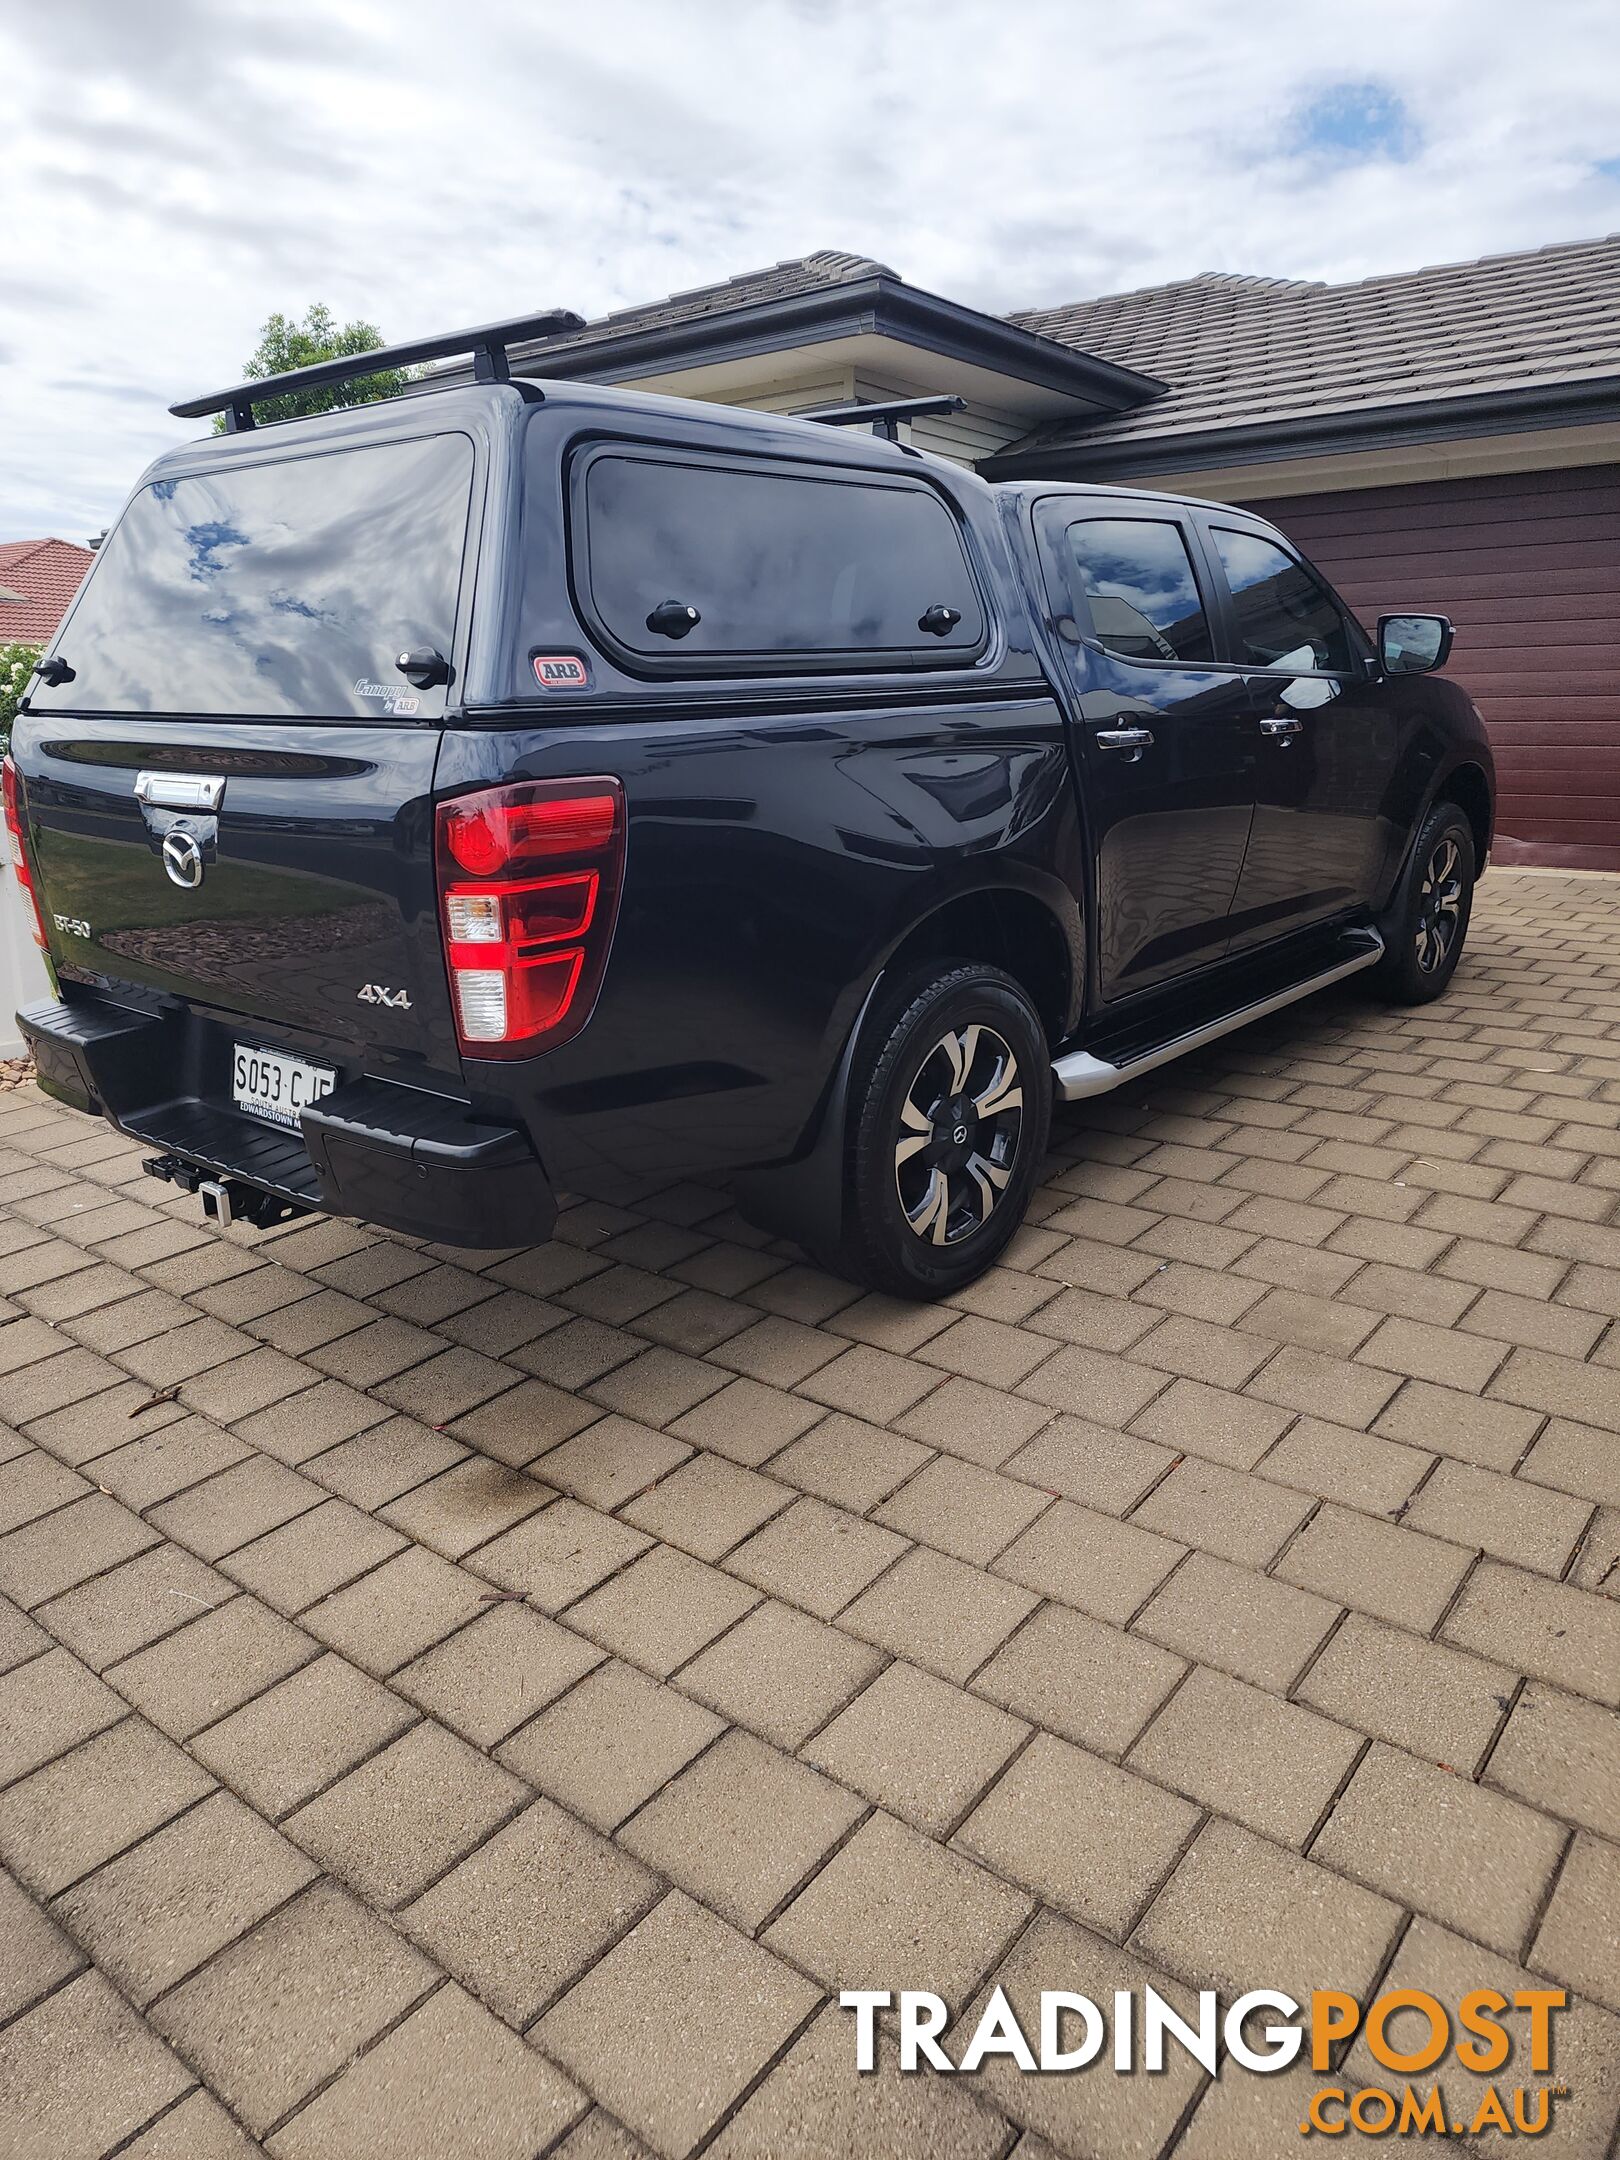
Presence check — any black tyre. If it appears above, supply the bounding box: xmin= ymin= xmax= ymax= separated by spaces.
xmin=827 ymin=961 xmax=1052 ymax=1299
xmin=1372 ymin=802 xmax=1476 ymax=1005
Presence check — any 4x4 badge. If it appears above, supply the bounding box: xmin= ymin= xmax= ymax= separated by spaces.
xmin=358 ymin=983 xmax=412 ymax=1010
xmin=161 ymin=831 xmax=204 ymax=889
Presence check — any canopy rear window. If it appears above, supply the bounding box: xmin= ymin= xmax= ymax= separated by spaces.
xmin=34 ymin=433 xmax=474 ymax=720
xmin=573 ymin=447 xmax=986 ymax=672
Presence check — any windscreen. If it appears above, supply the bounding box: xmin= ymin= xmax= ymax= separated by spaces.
xmin=33 ymin=432 xmax=474 ymax=719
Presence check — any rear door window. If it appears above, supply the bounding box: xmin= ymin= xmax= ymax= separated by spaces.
xmin=1209 ymin=525 xmax=1356 ymax=674
xmin=1059 ymin=517 xmax=1215 ymax=663
xmin=575 ymin=448 xmax=985 ymax=670
xmin=34 ymin=433 xmax=474 ymax=719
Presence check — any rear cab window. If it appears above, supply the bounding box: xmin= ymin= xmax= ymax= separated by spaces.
xmin=1034 ymin=508 xmax=1216 ymax=666
xmin=33 ymin=433 xmax=475 ymax=720
xmin=569 ymin=445 xmax=987 ymax=674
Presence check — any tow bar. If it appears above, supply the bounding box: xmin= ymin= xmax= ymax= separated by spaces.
xmin=141 ymin=1153 xmax=312 ymax=1231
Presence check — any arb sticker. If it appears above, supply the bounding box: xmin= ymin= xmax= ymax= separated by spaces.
xmin=532 ymin=653 xmax=592 ymax=691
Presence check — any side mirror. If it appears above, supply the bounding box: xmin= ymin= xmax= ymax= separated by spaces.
xmin=1378 ymin=614 xmax=1453 ymax=675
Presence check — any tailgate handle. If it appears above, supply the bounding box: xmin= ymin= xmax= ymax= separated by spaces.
xmin=134 ymin=771 xmax=226 ymax=812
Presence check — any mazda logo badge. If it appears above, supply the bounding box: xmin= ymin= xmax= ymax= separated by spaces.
xmin=161 ymin=831 xmax=204 ymax=889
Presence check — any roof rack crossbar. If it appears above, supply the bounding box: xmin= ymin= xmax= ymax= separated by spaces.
xmin=800 ymin=394 xmax=966 ymax=441
xmin=170 ymin=307 xmax=588 ymax=428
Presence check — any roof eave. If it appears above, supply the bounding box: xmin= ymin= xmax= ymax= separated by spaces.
xmin=499 ymin=275 xmax=1167 ymax=414
xmin=983 ymin=373 xmax=1620 ymax=480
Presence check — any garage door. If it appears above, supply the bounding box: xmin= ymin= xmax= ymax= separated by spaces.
xmin=1235 ymin=464 xmax=1620 ymax=873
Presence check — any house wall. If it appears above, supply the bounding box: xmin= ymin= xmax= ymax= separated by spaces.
xmin=1233 ymin=464 xmax=1620 ymax=873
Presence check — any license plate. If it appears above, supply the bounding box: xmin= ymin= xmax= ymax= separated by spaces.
xmin=232 ymin=1043 xmax=336 ymax=1131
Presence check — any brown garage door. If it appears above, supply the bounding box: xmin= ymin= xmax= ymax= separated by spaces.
xmin=1236 ymin=463 xmax=1620 ymax=872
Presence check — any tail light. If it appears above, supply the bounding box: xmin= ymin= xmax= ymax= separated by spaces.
xmin=2 ymin=757 xmax=48 ymax=950
xmin=436 ymin=776 xmax=625 ymax=1057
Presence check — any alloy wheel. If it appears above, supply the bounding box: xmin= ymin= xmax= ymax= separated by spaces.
xmin=893 ymin=1022 xmax=1023 ymax=1245
xmin=1414 ymin=835 xmax=1464 ymax=974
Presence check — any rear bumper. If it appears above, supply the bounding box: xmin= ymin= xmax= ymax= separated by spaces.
xmin=18 ymin=992 xmax=557 ymax=1249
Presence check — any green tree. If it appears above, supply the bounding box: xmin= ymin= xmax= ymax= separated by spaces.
xmin=213 ymin=305 xmax=418 ymax=430
xmin=0 ymin=644 xmax=39 ymax=759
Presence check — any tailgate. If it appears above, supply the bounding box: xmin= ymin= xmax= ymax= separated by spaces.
xmin=17 ymin=716 xmax=460 ymax=1075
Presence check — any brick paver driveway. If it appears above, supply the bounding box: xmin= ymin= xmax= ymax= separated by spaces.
xmin=0 ymin=867 xmax=1617 ymax=2160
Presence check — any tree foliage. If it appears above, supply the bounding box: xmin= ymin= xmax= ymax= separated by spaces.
xmin=213 ymin=305 xmax=419 ymax=429
xmin=0 ymin=645 xmax=39 ymax=759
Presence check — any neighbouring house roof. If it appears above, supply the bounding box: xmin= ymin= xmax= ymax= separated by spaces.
xmin=0 ymin=539 xmax=95 ymax=646
xmin=462 ymin=249 xmax=1166 ymax=418
xmin=993 ymin=232 xmax=1620 ymax=474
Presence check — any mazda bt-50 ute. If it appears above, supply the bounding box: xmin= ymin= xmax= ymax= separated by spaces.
xmin=9 ymin=311 xmax=1493 ymax=1299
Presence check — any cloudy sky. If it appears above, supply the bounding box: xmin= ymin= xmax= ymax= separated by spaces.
xmin=3 ymin=0 xmax=1618 ymax=541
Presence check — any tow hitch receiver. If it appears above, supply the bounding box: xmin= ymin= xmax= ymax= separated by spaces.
xmin=142 ymin=1154 xmax=312 ymax=1231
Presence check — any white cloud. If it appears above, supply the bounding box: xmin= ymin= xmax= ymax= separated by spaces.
xmin=2 ymin=0 xmax=1617 ymax=539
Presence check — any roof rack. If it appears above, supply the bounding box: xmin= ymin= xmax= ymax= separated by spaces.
xmin=170 ymin=307 xmax=588 ymax=432
xmin=800 ymin=394 xmax=965 ymax=442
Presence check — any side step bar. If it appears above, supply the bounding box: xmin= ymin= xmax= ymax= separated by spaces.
xmin=1052 ymin=929 xmax=1385 ymax=1103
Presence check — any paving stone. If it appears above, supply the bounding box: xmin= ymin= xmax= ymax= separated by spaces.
xmin=1314 ymin=1741 xmax=1566 ymax=1955
xmin=0 ymin=1490 xmax=160 ymax=1608
xmin=1129 ymin=1664 xmax=1360 ymax=1843
xmin=533 ymin=1415 xmax=691 ymax=1512
xmin=669 ymin=1375 xmax=824 ymax=1464
xmin=1130 ymin=1455 xmax=1312 ymax=1567
xmin=230 ymin=1377 xmax=386 ymax=1463
xmin=119 ymin=2086 xmax=264 ymax=2158
xmin=727 ymin=1495 xmax=907 ymax=1620
xmin=284 ymin=1719 xmax=526 ymax=1907
xmin=1001 ymin=1416 xmax=1174 ymax=1516
xmin=763 ymin=1809 xmax=1029 ymax=1999
xmin=1488 ymin=1343 xmax=1620 ymax=1426
xmin=1128 ymin=1376 xmax=1294 ymax=1469
xmin=1133 ymin=1550 xmax=1340 ymax=1691
xmin=1485 ymin=1680 xmax=1620 ymax=1838
xmin=1341 ymin=1917 xmax=1620 ymax=2160
xmin=0 ymin=1863 xmax=83 ymax=2019
xmin=471 ymin=1494 xmax=651 ymax=1609
xmin=35 ymin=1540 xmax=234 ymax=1670
xmin=994 ymin=1499 xmax=1182 ymax=1624
xmin=893 ymin=1373 xmax=1052 ymax=1469
xmin=718 ymin=1314 xmax=845 ymax=1389
xmin=1518 ymin=1417 xmax=1620 ymax=1508
xmin=56 ymin=1788 xmax=317 ymax=2003
xmin=182 ymin=1347 xmax=322 ymax=1424
xmin=568 ymin=1542 xmax=759 ymax=1675
xmin=405 ymin=1796 xmax=660 ymax=2025
xmin=0 ymin=1447 xmax=89 ymax=1533
xmin=1256 ymin=1415 xmax=1432 ymax=1512
xmin=109 ymin=1593 xmax=314 ymax=1741
xmin=150 ymin=1880 xmax=437 ymax=2135
xmin=191 ymin=1649 xmax=416 ymax=1819
xmin=956 ymin=1732 xmax=1199 ymax=1938
xmin=1299 ymin=1609 xmax=1516 ymax=1767
xmin=806 ymin=1661 xmax=1027 ymax=1837
xmin=449 ymin=1375 xmax=601 ymax=1465
xmin=303 ymin=1544 xmax=489 ymax=1675
xmin=0 ymin=1970 xmax=193 ymax=2160
xmin=621 ymin=1448 xmax=790 ymax=1558
xmin=677 ymin=1598 xmax=884 ymax=1748
xmin=1134 ymin=1815 xmax=1402 ymax=2002
xmin=972 ymin=1600 xmax=1183 ymax=1757
xmin=1014 ymin=1342 xmax=1167 ymax=1426
xmin=0 ymin=1591 xmax=46 ymax=1675
xmin=1373 ymin=1376 xmax=1544 ymax=1472
xmin=1530 ymin=1831 xmax=1620 ymax=2013
xmin=394 ymin=1601 xmax=601 ymax=1748
xmin=267 ymin=1980 xmax=587 ymax=2160
xmin=767 ymin=1413 xmax=932 ymax=1510
xmin=707 ymin=2001 xmax=1010 ymax=2160
xmin=499 ymin=1659 xmax=723 ymax=1833
xmin=148 ymin=1454 xmax=323 ymax=1561
xmin=0 ymin=1642 xmax=124 ymax=1786
xmin=221 ymin=1494 xmax=407 ymax=1612
xmin=1405 ymin=1457 xmax=1593 ymax=1575
xmin=872 ymin=1456 xmax=1048 ymax=1566
xmin=838 ymin=1543 xmax=1037 ymax=1685
xmin=1277 ymin=1501 xmax=1472 ymax=1631
xmin=1444 ymin=1559 xmax=1620 ymax=1705
xmin=963 ymin=1911 xmax=1205 ymax=2160
xmin=377 ymin=1453 xmax=553 ymax=1557
xmin=538 ymin=1892 xmax=819 ymax=2160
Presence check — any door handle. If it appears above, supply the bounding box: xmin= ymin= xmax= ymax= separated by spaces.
xmin=1259 ymin=714 xmax=1303 ymax=740
xmin=1094 ymin=726 xmax=1154 ymax=760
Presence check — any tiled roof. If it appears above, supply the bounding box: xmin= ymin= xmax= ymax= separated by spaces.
xmin=1003 ymin=233 xmax=1620 ymax=456
xmin=0 ymin=539 xmax=96 ymax=645
xmin=537 ymin=250 xmax=898 ymax=357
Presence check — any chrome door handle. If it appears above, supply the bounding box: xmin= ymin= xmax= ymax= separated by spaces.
xmin=1094 ymin=726 xmax=1154 ymax=758
xmin=1259 ymin=714 xmax=1303 ymax=739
